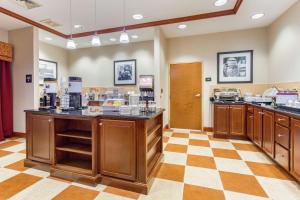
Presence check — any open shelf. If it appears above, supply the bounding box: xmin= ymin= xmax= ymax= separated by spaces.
xmin=56 ymin=157 xmax=92 ymax=175
xmin=56 ymin=143 xmax=92 ymax=156
xmin=57 ymin=130 xmax=92 ymax=140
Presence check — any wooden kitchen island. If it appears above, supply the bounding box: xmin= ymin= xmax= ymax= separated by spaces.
xmin=24 ymin=109 xmax=164 ymax=194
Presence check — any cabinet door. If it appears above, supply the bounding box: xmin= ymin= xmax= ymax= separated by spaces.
xmin=291 ymin=119 xmax=300 ymax=181
xmin=253 ymin=108 xmax=263 ymax=147
xmin=100 ymin=119 xmax=136 ymax=181
xmin=214 ymin=105 xmax=230 ymax=135
xmin=247 ymin=112 xmax=254 ymax=141
xmin=27 ymin=114 xmax=53 ymax=164
xmin=262 ymin=110 xmax=274 ymax=157
xmin=229 ymin=105 xmax=246 ymax=136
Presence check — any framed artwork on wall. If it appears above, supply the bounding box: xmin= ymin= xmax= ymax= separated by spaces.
xmin=39 ymin=59 xmax=57 ymax=85
xmin=114 ymin=59 xmax=137 ymax=86
xmin=217 ymin=50 xmax=253 ymax=84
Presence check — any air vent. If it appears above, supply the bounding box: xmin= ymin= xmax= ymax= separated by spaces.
xmin=10 ymin=0 xmax=41 ymax=10
xmin=40 ymin=19 xmax=61 ymax=28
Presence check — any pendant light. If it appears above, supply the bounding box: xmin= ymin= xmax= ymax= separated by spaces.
xmin=120 ymin=0 xmax=129 ymax=44
xmin=91 ymin=0 xmax=101 ymax=46
xmin=67 ymin=0 xmax=76 ymax=49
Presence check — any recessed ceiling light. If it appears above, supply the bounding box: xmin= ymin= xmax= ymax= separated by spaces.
xmin=177 ymin=24 xmax=187 ymax=29
xmin=132 ymin=14 xmax=143 ymax=20
xmin=110 ymin=38 xmax=117 ymax=42
xmin=45 ymin=37 xmax=53 ymax=41
xmin=252 ymin=13 xmax=265 ymax=20
xmin=214 ymin=0 xmax=228 ymax=7
xmin=131 ymin=35 xmax=138 ymax=39
xmin=74 ymin=24 xmax=83 ymax=29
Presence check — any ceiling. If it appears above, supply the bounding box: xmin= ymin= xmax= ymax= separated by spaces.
xmin=0 ymin=0 xmax=298 ymax=49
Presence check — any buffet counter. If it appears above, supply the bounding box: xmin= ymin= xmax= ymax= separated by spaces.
xmin=24 ymin=109 xmax=164 ymax=194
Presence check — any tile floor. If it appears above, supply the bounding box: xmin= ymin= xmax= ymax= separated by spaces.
xmin=0 ymin=130 xmax=300 ymax=200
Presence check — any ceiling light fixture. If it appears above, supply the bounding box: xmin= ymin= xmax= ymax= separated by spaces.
xmin=74 ymin=24 xmax=83 ymax=29
xmin=177 ymin=24 xmax=187 ymax=29
xmin=132 ymin=14 xmax=143 ymax=20
xmin=110 ymin=38 xmax=117 ymax=42
xmin=67 ymin=0 xmax=76 ymax=49
xmin=120 ymin=0 xmax=130 ymax=43
xmin=91 ymin=0 xmax=101 ymax=46
xmin=252 ymin=13 xmax=265 ymax=20
xmin=131 ymin=35 xmax=138 ymax=39
xmin=45 ymin=37 xmax=53 ymax=41
xmin=214 ymin=0 xmax=228 ymax=7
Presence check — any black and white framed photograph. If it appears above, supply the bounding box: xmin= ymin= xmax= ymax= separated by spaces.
xmin=39 ymin=59 xmax=57 ymax=85
xmin=114 ymin=59 xmax=136 ymax=85
xmin=217 ymin=50 xmax=253 ymax=83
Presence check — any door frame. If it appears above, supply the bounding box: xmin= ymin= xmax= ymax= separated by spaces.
xmin=168 ymin=62 xmax=204 ymax=131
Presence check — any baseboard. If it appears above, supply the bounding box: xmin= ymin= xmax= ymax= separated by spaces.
xmin=203 ymin=127 xmax=213 ymax=132
xmin=13 ymin=132 xmax=26 ymax=138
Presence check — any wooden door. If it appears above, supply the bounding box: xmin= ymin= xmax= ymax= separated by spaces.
xmin=247 ymin=112 xmax=254 ymax=140
xmin=253 ymin=108 xmax=263 ymax=147
xmin=27 ymin=114 xmax=53 ymax=164
xmin=291 ymin=119 xmax=300 ymax=181
xmin=170 ymin=62 xmax=202 ymax=130
xmin=229 ymin=105 xmax=246 ymax=136
xmin=214 ymin=105 xmax=230 ymax=135
xmin=263 ymin=110 xmax=274 ymax=157
xmin=100 ymin=119 xmax=136 ymax=181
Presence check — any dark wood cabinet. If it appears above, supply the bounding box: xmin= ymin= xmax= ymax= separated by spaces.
xmin=214 ymin=105 xmax=230 ymax=135
xmin=26 ymin=113 xmax=54 ymax=164
xmin=253 ymin=107 xmax=263 ymax=147
xmin=291 ymin=119 xmax=300 ymax=181
xmin=262 ymin=110 xmax=274 ymax=157
xmin=230 ymin=105 xmax=246 ymax=136
xmin=100 ymin=119 xmax=136 ymax=181
xmin=247 ymin=112 xmax=254 ymax=140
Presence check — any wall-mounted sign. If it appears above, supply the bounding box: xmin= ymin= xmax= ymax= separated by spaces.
xmin=26 ymin=74 xmax=32 ymax=83
xmin=139 ymin=75 xmax=154 ymax=89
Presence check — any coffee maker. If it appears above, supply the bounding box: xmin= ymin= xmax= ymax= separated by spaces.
xmin=68 ymin=77 xmax=82 ymax=110
xmin=41 ymin=78 xmax=57 ymax=109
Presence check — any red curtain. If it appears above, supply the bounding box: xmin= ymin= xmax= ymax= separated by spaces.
xmin=0 ymin=60 xmax=13 ymax=141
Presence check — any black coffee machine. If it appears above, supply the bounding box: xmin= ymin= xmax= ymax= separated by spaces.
xmin=68 ymin=77 xmax=82 ymax=110
xmin=41 ymin=78 xmax=57 ymax=109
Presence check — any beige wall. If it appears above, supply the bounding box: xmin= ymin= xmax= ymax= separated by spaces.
xmin=68 ymin=41 xmax=154 ymax=88
xmin=167 ymin=28 xmax=269 ymax=127
xmin=268 ymin=0 xmax=300 ymax=83
xmin=39 ymin=42 xmax=69 ymax=85
xmin=0 ymin=29 xmax=8 ymax=42
xmin=9 ymin=27 xmax=39 ymax=133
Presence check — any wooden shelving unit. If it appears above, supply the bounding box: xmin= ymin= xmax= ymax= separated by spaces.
xmin=56 ymin=130 xmax=91 ymax=140
xmin=56 ymin=143 xmax=92 ymax=155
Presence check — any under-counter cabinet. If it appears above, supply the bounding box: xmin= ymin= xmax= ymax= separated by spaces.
xmin=214 ymin=104 xmax=246 ymax=138
xmin=291 ymin=119 xmax=300 ymax=181
xmin=99 ymin=119 xmax=136 ymax=181
xmin=26 ymin=113 xmax=54 ymax=164
xmin=246 ymin=106 xmax=254 ymax=140
xmin=253 ymin=107 xmax=263 ymax=147
xmin=262 ymin=110 xmax=274 ymax=157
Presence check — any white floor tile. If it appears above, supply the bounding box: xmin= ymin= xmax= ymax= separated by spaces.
xmin=214 ymin=157 xmax=253 ymax=175
xmin=209 ymin=141 xmax=235 ymax=150
xmin=0 ymin=168 xmax=20 ymax=182
xmin=163 ymin=132 xmax=173 ymax=137
xmin=168 ymin=137 xmax=189 ymax=145
xmin=237 ymin=150 xmax=273 ymax=164
xmin=9 ymin=178 xmax=69 ymax=200
xmin=224 ymin=191 xmax=270 ymax=200
xmin=187 ymin=146 xmax=213 ymax=157
xmin=189 ymin=134 xmax=209 ymax=140
xmin=23 ymin=168 xmax=50 ymax=178
xmin=3 ymin=143 xmax=26 ymax=153
xmin=139 ymin=178 xmax=184 ymax=200
xmin=163 ymin=152 xmax=187 ymax=165
xmin=184 ymin=166 xmax=223 ymax=190
xmin=256 ymin=176 xmax=300 ymax=200
xmin=172 ymin=129 xmax=190 ymax=134
xmin=95 ymin=192 xmax=132 ymax=200
xmin=0 ymin=153 xmax=25 ymax=167
xmin=229 ymin=139 xmax=252 ymax=144
xmin=71 ymin=182 xmax=104 ymax=191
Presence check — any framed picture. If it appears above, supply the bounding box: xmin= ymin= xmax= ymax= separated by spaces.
xmin=114 ymin=59 xmax=137 ymax=86
xmin=217 ymin=50 xmax=253 ymax=83
xmin=39 ymin=59 xmax=57 ymax=85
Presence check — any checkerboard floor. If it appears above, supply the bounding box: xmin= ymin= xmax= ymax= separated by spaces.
xmin=0 ymin=130 xmax=300 ymax=200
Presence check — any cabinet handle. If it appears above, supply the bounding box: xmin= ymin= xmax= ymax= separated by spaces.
xmin=259 ymin=112 xmax=264 ymax=115
xmin=48 ymin=119 xmax=52 ymax=123
xmin=99 ymin=123 xmax=103 ymax=126
xmin=278 ymin=134 xmax=284 ymax=137
xmin=278 ymin=118 xmax=285 ymax=122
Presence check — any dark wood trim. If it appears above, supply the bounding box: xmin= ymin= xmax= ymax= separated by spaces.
xmin=203 ymin=127 xmax=213 ymax=132
xmin=12 ymin=132 xmax=26 ymax=138
xmin=0 ymin=0 xmax=244 ymax=39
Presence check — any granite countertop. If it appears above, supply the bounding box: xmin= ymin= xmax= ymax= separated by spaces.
xmin=211 ymin=100 xmax=300 ymax=119
xmin=24 ymin=108 xmax=165 ymax=120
